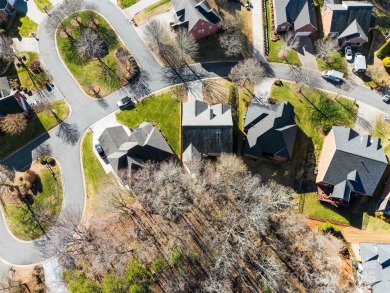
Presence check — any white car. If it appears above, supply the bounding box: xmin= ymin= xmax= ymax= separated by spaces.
xmin=345 ymin=46 xmax=353 ymax=61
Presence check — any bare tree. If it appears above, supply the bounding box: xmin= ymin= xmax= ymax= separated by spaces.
xmin=315 ymin=38 xmax=340 ymax=63
xmin=175 ymin=29 xmax=199 ymax=61
xmin=279 ymin=30 xmax=299 ymax=60
xmin=0 ymin=113 xmax=28 ymax=135
xmin=219 ymin=14 xmax=246 ymax=58
xmin=229 ymin=58 xmax=265 ymax=91
xmin=143 ymin=19 xmax=169 ymax=55
xmin=77 ymin=29 xmax=107 ymax=61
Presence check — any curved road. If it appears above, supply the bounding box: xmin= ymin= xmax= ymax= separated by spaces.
xmin=0 ymin=0 xmax=389 ymax=266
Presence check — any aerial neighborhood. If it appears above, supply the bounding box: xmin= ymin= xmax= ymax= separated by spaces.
xmin=1 ymin=0 xmax=390 ymax=292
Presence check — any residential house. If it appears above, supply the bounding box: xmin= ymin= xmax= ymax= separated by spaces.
xmin=272 ymin=0 xmax=317 ymax=35
xmin=171 ymin=0 xmax=222 ymax=39
xmin=98 ymin=122 xmax=173 ymax=175
xmin=316 ymin=127 xmax=388 ymax=206
xmin=0 ymin=0 xmax=18 ymax=27
xmin=359 ymin=243 xmax=390 ymax=293
xmin=243 ymin=101 xmax=297 ymax=161
xmin=0 ymin=91 xmax=32 ymax=121
xmin=322 ymin=1 xmax=375 ymax=47
xmin=182 ymin=100 xmax=233 ymax=162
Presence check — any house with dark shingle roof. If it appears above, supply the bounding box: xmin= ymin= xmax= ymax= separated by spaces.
xmin=322 ymin=1 xmax=375 ymax=47
xmin=243 ymin=101 xmax=297 ymax=161
xmin=0 ymin=0 xmax=18 ymax=27
xmin=272 ymin=0 xmax=317 ymax=35
xmin=98 ymin=122 xmax=173 ymax=175
xmin=359 ymin=243 xmax=390 ymax=293
xmin=316 ymin=127 xmax=388 ymax=206
xmin=182 ymin=100 xmax=233 ymax=162
xmin=0 ymin=91 xmax=32 ymax=121
xmin=171 ymin=0 xmax=222 ymax=39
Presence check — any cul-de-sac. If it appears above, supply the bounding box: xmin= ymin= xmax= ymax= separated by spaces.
xmin=1 ymin=0 xmax=390 ymax=292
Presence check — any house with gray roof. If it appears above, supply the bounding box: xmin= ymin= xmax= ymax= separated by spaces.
xmin=171 ymin=0 xmax=221 ymax=39
xmin=322 ymin=1 xmax=375 ymax=47
xmin=182 ymin=100 xmax=233 ymax=162
xmin=272 ymin=0 xmax=317 ymax=35
xmin=98 ymin=122 xmax=173 ymax=175
xmin=0 ymin=91 xmax=32 ymax=121
xmin=243 ymin=101 xmax=297 ymax=161
xmin=316 ymin=127 xmax=388 ymax=206
xmin=359 ymin=243 xmax=390 ymax=293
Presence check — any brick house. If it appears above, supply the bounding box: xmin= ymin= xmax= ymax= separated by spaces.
xmin=272 ymin=0 xmax=317 ymax=35
xmin=171 ymin=0 xmax=222 ymax=39
xmin=321 ymin=1 xmax=375 ymax=47
xmin=243 ymin=101 xmax=297 ymax=161
xmin=0 ymin=0 xmax=18 ymax=27
xmin=316 ymin=127 xmax=388 ymax=206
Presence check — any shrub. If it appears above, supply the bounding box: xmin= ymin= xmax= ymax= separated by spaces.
xmin=318 ymin=222 xmax=341 ymax=235
xmin=377 ymin=40 xmax=390 ymax=59
xmin=39 ymin=156 xmax=47 ymax=165
xmin=383 ymin=57 xmax=390 ymax=68
xmin=46 ymin=157 xmax=55 ymax=165
xmin=151 ymin=259 xmax=165 ymax=274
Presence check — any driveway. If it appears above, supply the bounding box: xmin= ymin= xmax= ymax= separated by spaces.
xmin=1 ymin=0 xmax=390 ymax=269
xmin=296 ymin=35 xmax=318 ymax=71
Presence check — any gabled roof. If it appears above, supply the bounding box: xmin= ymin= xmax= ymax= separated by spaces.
xmin=338 ymin=19 xmax=368 ymax=41
xmin=321 ymin=127 xmax=388 ymax=199
xmin=325 ymin=1 xmax=373 ymax=35
xmin=98 ymin=123 xmax=173 ymax=174
xmin=182 ymin=100 xmax=232 ymax=126
xmin=273 ymin=0 xmax=317 ymax=31
xmin=360 ymin=243 xmax=390 ymax=289
xmin=243 ymin=101 xmax=297 ymax=159
xmin=171 ymin=0 xmax=221 ymax=32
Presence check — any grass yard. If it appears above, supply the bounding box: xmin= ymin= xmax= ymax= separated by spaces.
xmin=373 ymin=115 xmax=390 ymax=157
xmin=364 ymin=213 xmax=390 ymax=233
xmin=16 ymin=52 xmax=49 ymax=92
xmin=266 ymin=0 xmax=300 ymax=65
xmin=116 ymin=91 xmax=181 ymax=158
xmin=316 ymin=52 xmax=348 ymax=75
xmin=118 ymin=0 xmax=138 ymax=9
xmin=271 ymin=82 xmax=357 ymax=159
xmin=0 ymin=100 xmax=69 ymax=160
xmin=33 ymin=0 xmax=52 ymax=12
xmin=56 ymin=11 xmax=124 ymax=97
xmin=1 ymin=163 xmax=63 ymax=240
xmin=134 ymin=0 xmax=172 ymax=24
xmin=8 ymin=15 xmax=38 ymax=38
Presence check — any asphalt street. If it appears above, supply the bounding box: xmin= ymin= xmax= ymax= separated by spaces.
xmin=0 ymin=0 xmax=389 ymax=266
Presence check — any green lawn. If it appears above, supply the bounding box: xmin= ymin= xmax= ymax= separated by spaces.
xmin=271 ymin=82 xmax=357 ymax=159
xmin=16 ymin=52 xmax=49 ymax=92
xmin=134 ymin=0 xmax=172 ymax=24
xmin=8 ymin=15 xmax=38 ymax=38
xmin=116 ymin=92 xmax=181 ymax=158
xmin=118 ymin=0 xmax=138 ymax=9
xmin=33 ymin=0 xmax=52 ymax=12
xmin=266 ymin=0 xmax=300 ymax=65
xmin=1 ymin=164 xmax=63 ymax=240
xmin=364 ymin=213 xmax=390 ymax=233
xmin=297 ymin=193 xmax=350 ymax=225
xmin=316 ymin=52 xmax=348 ymax=75
xmin=56 ymin=11 xmax=123 ymax=97
xmin=372 ymin=116 xmax=390 ymax=157
xmin=0 ymin=100 xmax=69 ymax=160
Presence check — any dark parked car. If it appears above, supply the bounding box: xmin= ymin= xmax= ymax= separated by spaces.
xmin=95 ymin=144 xmax=106 ymax=158
xmin=117 ymin=96 xmax=134 ymax=109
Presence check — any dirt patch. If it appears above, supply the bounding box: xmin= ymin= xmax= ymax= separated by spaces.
xmin=1 ymin=265 xmax=45 ymax=293
xmin=60 ymin=28 xmax=72 ymax=39
xmin=71 ymin=17 xmax=82 ymax=27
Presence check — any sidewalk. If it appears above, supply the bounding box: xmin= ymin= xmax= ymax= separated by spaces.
xmin=251 ymin=0 xmax=265 ymax=61
xmin=41 ymin=258 xmax=69 ymax=293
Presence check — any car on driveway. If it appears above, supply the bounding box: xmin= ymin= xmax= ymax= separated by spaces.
xmin=117 ymin=96 xmax=134 ymax=109
xmin=383 ymin=87 xmax=390 ymax=103
xmin=94 ymin=144 xmax=106 ymax=158
xmin=345 ymin=46 xmax=353 ymax=61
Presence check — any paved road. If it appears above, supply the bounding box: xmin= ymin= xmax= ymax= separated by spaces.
xmin=1 ymin=0 xmax=389 ymax=267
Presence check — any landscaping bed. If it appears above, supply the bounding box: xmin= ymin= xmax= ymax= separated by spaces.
xmin=0 ymin=99 xmax=69 ymax=160
xmin=271 ymin=81 xmax=357 ymax=159
xmin=116 ymin=90 xmax=181 ymax=158
xmin=56 ymin=11 xmax=138 ymax=97
xmin=1 ymin=160 xmax=63 ymax=240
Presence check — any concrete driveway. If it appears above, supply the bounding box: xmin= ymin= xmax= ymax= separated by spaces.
xmin=296 ymin=35 xmax=318 ymax=71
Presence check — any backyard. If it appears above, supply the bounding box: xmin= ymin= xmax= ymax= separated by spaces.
xmin=1 ymin=162 xmax=63 ymax=240
xmin=0 ymin=100 xmax=69 ymax=160
xmin=116 ymin=90 xmax=182 ymax=158
xmin=271 ymin=81 xmax=357 ymax=159
xmin=56 ymin=11 xmax=135 ymax=97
